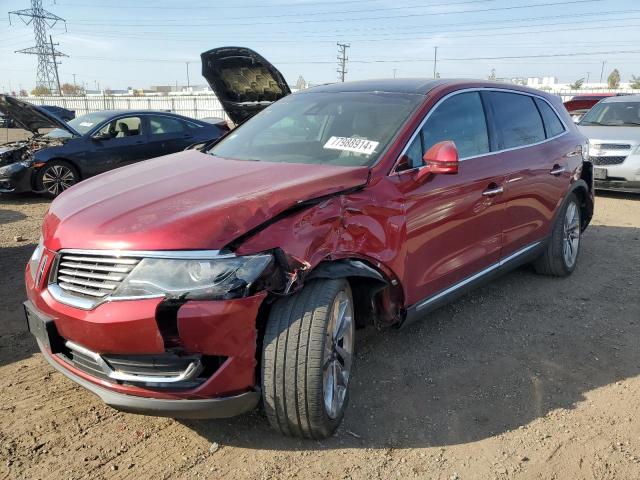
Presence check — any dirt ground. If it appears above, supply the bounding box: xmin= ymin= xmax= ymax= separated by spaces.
xmin=1 ymin=127 xmax=639 ymax=480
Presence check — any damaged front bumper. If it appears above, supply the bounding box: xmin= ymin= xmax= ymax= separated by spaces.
xmin=25 ymin=251 xmax=268 ymax=418
xmin=0 ymin=162 xmax=32 ymax=193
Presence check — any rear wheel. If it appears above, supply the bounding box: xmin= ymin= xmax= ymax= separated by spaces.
xmin=261 ymin=279 xmax=354 ymax=439
xmin=35 ymin=160 xmax=78 ymax=197
xmin=534 ymin=193 xmax=581 ymax=276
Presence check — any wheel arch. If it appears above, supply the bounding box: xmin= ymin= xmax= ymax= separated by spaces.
xmin=305 ymin=257 xmax=405 ymax=328
xmin=568 ymin=179 xmax=593 ymax=231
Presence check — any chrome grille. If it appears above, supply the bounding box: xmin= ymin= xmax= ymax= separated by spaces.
xmin=54 ymin=253 xmax=140 ymax=299
xmin=591 ymin=143 xmax=631 ymax=150
xmin=589 ymin=156 xmax=627 ymax=166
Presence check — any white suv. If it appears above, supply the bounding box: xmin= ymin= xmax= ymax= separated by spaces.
xmin=579 ymin=95 xmax=640 ymax=193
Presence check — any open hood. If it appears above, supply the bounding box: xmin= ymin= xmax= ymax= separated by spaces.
xmin=0 ymin=94 xmax=80 ymax=136
xmin=201 ymin=46 xmax=291 ymax=125
xmin=43 ymin=150 xmax=369 ymax=251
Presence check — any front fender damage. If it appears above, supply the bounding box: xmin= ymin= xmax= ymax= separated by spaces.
xmin=228 ymin=185 xmax=406 ymax=328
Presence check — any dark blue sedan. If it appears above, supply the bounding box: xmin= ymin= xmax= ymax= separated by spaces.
xmin=0 ymin=95 xmax=228 ymax=196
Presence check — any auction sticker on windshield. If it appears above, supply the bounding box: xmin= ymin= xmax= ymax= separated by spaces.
xmin=323 ymin=136 xmax=379 ymax=155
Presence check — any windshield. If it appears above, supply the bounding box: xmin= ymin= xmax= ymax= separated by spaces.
xmin=46 ymin=111 xmax=113 ymax=138
xmin=207 ymin=91 xmax=423 ymax=167
xmin=580 ymin=101 xmax=640 ymax=127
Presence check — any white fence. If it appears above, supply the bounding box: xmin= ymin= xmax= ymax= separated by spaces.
xmin=24 ymin=95 xmax=229 ymax=121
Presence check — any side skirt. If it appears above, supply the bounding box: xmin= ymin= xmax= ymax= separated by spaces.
xmin=401 ymin=239 xmax=548 ymax=328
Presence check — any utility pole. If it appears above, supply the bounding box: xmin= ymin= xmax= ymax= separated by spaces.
xmin=393 ymin=68 xmax=397 ymax=79
xmin=600 ymin=61 xmax=606 ymax=83
xmin=72 ymin=73 xmax=77 ymax=91
xmin=433 ymin=46 xmax=439 ymax=79
xmin=185 ymin=62 xmax=191 ymax=89
xmin=337 ymin=43 xmax=350 ymax=82
xmin=586 ymin=72 xmax=590 ymax=84
xmin=9 ymin=0 xmax=67 ymax=94
xmin=49 ymin=35 xmax=62 ymax=95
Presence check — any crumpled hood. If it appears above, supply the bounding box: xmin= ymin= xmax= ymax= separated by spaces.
xmin=43 ymin=150 xmax=370 ymax=251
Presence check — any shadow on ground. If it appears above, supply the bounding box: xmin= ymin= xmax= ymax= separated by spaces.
xmin=0 ymin=243 xmax=39 ymax=366
xmin=183 ymin=225 xmax=640 ymax=449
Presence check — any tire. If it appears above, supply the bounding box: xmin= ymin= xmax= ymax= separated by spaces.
xmin=35 ymin=160 xmax=79 ymax=197
xmin=534 ymin=192 xmax=581 ymax=277
xmin=261 ymin=279 xmax=355 ymax=439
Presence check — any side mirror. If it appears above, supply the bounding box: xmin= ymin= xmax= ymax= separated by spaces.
xmin=415 ymin=141 xmax=459 ymax=181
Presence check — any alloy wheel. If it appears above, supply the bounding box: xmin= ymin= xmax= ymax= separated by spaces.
xmin=563 ymin=201 xmax=580 ymax=268
xmin=322 ymin=289 xmax=354 ymax=420
xmin=41 ymin=165 xmax=76 ymax=195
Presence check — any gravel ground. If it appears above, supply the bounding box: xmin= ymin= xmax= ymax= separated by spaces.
xmin=1 ymin=127 xmax=639 ymax=479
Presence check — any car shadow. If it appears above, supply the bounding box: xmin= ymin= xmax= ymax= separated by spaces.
xmin=182 ymin=225 xmax=640 ymax=449
xmin=595 ymin=190 xmax=640 ymax=201
xmin=0 ymin=243 xmax=39 ymax=367
xmin=0 ymin=209 xmax=27 ymax=224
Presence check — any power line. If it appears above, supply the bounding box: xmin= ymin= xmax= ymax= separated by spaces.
xmin=66 ymin=0 xmax=603 ymax=27
xmin=66 ymin=20 xmax=640 ymax=45
xmin=59 ymin=0 xmax=499 ymax=13
xmin=67 ymin=49 xmax=640 ymax=66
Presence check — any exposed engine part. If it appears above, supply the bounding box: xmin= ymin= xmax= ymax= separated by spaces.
xmin=0 ymin=136 xmax=65 ymax=166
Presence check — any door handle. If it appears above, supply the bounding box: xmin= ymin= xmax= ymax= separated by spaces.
xmin=482 ymin=185 xmax=504 ymax=197
xmin=550 ymin=164 xmax=565 ymax=176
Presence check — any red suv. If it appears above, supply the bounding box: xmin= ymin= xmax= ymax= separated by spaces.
xmin=25 ymin=48 xmax=593 ymax=439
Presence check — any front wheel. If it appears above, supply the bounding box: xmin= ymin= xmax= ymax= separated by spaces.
xmin=35 ymin=160 xmax=79 ymax=197
xmin=534 ymin=192 xmax=581 ymax=276
xmin=261 ymin=279 xmax=355 ymax=439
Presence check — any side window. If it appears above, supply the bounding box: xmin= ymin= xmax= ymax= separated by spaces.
xmin=149 ymin=116 xmax=185 ymax=135
xmin=94 ymin=117 xmax=141 ymax=139
xmin=421 ymin=92 xmax=490 ymax=159
xmin=488 ymin=92 xmax=545 ymax=148
xmin=534 ymin=98 xmax=565 ymax=138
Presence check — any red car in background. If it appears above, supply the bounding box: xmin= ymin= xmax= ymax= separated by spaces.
xmin=24 ymin=47 xmax=594 ymax=439
xmin=564 ymin=93 xmax=621 ymax=123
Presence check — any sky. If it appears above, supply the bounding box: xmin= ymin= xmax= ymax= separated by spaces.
xmin=1 ymin=0 xmax=640 ymax=92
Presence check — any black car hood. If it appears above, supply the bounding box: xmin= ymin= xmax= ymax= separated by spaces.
xmin=0 ymin=94 xmax=80 ymax=136
xmin=201 ymin=46 xmax=291 ymax=125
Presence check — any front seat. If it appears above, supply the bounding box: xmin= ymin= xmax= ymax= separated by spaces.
xmin=116 ymin=122 xmax=130 ymax=138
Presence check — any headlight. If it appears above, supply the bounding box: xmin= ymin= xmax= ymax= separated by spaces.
xmin=28 ymin=236 xmax=44 ymax=282
xmin=0 ymin=162 xmax=28 ymax=176
xmin=111 ymin=254 xmax=273 ymax=300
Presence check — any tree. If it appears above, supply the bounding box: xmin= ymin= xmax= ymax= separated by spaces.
xmin=488 ymin=68 xmax=496 ymax=80
xmin=19 ymin=89 xmax=28 ymax=97
xmin=607 ymin=69 xmax=620 ymax=88
xmin=569 ymin=78 xmax=584 ymax=90
xmin=630 ymin=75 xmax=640 ymax=89
xmin=31 ymin=86 xmax=51 ymax=96
xmin=60 ymin=83 xmax=83 ymax=95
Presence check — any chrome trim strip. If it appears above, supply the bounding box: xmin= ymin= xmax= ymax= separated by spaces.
xmin=48 ymin=283 xmax=164 ymax=310
xmin=415 ymin=241 xmax=541 ymax=312
xmin=64 ymin=340 xmax=203 ymax=384
xmin=393 ymin=87 xmax=569 ymax=174
xmin=498 ymin=241 xmax=541 ymax=266
xmin=550 ymin=167 xmax=566 ymax=175
xmin=59 ymin=249 xmax=235 ymax=259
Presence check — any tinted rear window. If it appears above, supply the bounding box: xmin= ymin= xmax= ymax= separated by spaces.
xmin=488 ymin=92 xmax=545 ymax=149
xmin=534 ymin=98 xmax=565 ymax=138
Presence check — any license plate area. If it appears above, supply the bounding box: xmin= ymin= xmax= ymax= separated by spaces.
xmin=24 ymin=302 xmax=65 ymax=353
xmin=594 ymin=167 xmax=607 ymax=180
